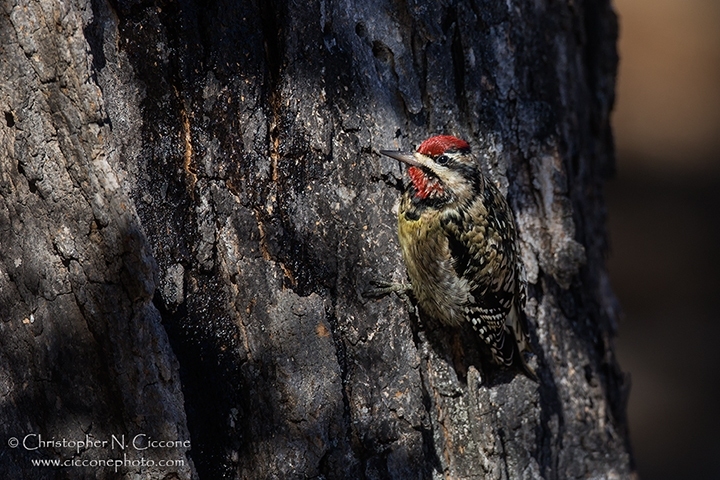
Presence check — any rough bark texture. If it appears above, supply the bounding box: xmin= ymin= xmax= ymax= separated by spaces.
xmin=0 ymin=0 xmax=632 ymax=479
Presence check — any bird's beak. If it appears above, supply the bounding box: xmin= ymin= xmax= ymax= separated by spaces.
xmin=380 ymin=150 xmax=422 ymax=168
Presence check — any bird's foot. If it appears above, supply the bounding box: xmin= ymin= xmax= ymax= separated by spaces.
xmin=363 ymin=280 xmax=412 ymax=298
xmin=363 ymin=280 xmax=417 ymax=318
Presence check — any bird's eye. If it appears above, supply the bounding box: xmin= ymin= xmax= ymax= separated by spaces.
xmin=436 ymin=155 xmax=449 ymax=165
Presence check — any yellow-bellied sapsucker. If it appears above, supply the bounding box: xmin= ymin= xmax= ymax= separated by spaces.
xmin=380 ymin=135 xmax=536 ymax=380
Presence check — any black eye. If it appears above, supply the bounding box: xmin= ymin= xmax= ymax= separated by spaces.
xmin=436 ymin=155 xmax=449 ymax=165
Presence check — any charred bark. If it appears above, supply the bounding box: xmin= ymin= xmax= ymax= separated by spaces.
xmin=0 ymin=0 xmax=632 ymax=478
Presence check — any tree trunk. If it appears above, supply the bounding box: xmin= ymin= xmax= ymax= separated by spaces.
xmin=0 ymin=0 xmax=632 ymax=478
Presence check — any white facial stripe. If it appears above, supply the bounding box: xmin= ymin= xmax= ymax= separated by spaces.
xmin=410 ymin=152 xmax=475 ymax=203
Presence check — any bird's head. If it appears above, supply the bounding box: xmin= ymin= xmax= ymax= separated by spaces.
xmin=381 ymin=135 xmax=480 ymax=205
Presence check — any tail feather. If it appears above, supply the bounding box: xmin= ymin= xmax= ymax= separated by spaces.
xmin=488 ymin=328 xmax=537 ymax=381
xmin=506 ymin=304 xmax=537 ymax=381
xmin=483 ymin=305 xmax=537 ymax=381
xmin=469 ymin=304 xmax=538 ymax=381
xmin=507 ymin=304 xmax=531 ymax=354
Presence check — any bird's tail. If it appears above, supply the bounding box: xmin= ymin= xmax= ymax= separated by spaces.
xmin=501 ymin=304 xmax=538 ymax=381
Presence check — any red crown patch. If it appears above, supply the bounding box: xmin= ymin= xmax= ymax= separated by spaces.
xmin=416 ymin=135 xmax=470 ymax=157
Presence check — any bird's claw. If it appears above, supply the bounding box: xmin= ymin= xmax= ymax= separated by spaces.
xmin=363 ymin=281 xmax=412 ymax=298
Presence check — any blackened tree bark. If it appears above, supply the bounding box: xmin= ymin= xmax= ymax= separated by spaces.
xmin=0 ymin=0 xmax=633 ymax=478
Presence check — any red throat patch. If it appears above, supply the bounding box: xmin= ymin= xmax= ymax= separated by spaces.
xmin=416 ymin=135 xmax=470 ymax=157
xmin=408 ymin=166 xmax=444 ymax=199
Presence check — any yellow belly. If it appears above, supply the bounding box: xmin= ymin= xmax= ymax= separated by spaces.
xmin=397 ymin=210 xmax=471 ymax=326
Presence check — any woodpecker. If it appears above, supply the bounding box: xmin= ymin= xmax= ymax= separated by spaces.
xmin=380 ymin=135 xmax=536 ymax=380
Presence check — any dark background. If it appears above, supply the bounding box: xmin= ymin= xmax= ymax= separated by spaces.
xmin=608 ymin=0 xmax=720 ymax=478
